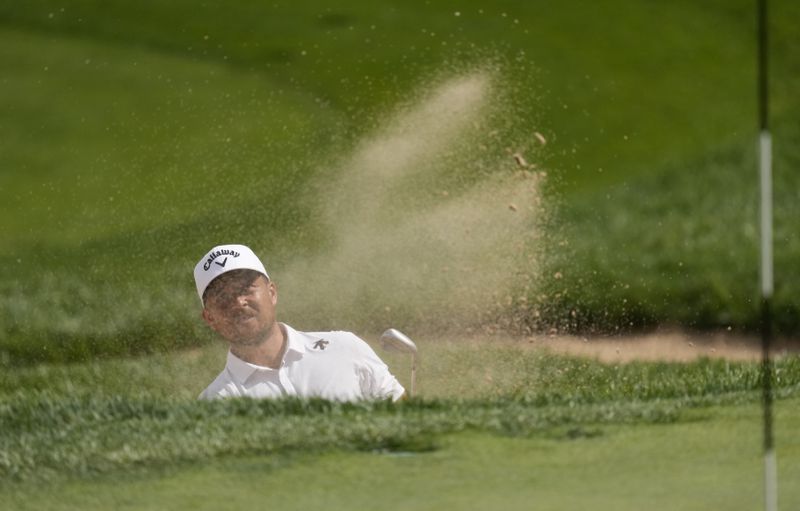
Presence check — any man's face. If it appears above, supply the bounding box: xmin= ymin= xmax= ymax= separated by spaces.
xmin=201 ymin=270 xmax=278 ymax=345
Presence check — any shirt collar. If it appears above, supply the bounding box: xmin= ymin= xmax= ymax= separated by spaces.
xmin=283 ymin=323 xmax=311 ymax=356
xmin=225 ymin=323 xmax=308 ymax=384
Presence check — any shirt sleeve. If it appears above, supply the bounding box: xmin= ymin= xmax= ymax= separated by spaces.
xmin=349 ymin=334 xmax=406 ymax=401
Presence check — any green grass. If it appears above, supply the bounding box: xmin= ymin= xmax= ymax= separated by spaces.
xmin=541 ymin=121 xmax=800 ymax=334
xmin=1 ymin=339 xmax=799 ymax=484
xmin=4 ymin=403 xmax=799 ymax=511
xmin=0 ymin=341 xmax=798 ymax=509
xmin=1 ymin=0 xmax=799 ymax=363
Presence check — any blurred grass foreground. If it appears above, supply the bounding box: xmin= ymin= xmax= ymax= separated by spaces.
xmin=1 ymin=338 xmax=799 ymax=483
xmin=1 ymin=1 xmax=800 ymax=364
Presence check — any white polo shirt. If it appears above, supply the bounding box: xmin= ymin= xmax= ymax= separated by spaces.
xmin=199 ymin=323 xmax=405 ymax=402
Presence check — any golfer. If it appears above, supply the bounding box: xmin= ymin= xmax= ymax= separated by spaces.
xmin=194 ymin=244 xmax=406 ymax=401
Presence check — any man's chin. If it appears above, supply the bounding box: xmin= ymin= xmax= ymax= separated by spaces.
xmin=230 ymin=327 xmax=268 ymax=346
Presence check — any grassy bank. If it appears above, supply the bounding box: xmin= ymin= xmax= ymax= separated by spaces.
xmin=1 ymin=343 xmax=799 ymax=509
xmin=3 ymin=402 xmax=799 ymax=511
xmin=540 ymin=116 xmax=800 ymax=334
xmin=2 ymin=339 xmax=799 ymax=484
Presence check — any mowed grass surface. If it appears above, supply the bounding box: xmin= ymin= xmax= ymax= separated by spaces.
xmin=4 ymin=403 xmax=800 ymax=511
xmin=1 ymin=339 xmax=799 ymax=510
xmin=1 ymin=338 xmax=799 ymax=481
xmin=2 ymin=1 xmax=800 ymax=364
xmin=544 ymin=128 xmax=800 ymax=334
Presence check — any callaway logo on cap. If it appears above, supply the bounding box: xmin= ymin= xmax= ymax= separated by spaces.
xmin=193 ymin=244 xmax=270 ymax=301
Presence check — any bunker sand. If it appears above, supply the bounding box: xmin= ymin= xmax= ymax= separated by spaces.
xmin=526 ymin=330 xmax=799 ymax=363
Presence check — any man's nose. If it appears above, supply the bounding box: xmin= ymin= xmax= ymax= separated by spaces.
xmin=226 ymin=293 xmax=247 ymax=307
xmin=221 ymin=292 xmax=248 ymax=309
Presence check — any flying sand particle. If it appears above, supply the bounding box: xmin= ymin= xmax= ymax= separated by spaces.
xmin=534 ymin=131 xmax=547 ymax=145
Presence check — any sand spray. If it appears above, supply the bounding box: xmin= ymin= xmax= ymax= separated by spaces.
xmin=278 ymin=68 xmax=550 ymax=335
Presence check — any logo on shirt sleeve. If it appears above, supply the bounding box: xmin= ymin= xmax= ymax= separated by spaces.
xmin=312 ymin=340 xmax=329 ymax=350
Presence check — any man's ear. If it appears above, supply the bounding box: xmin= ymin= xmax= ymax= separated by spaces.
xmin=201 ymin=308 xmax=216 ymax=329
xmin=268 ymin=280 xmax=278 ymax=305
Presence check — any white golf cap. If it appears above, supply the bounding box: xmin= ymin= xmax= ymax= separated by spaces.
xmin=193 ymin=244 xmax=269 ymax=302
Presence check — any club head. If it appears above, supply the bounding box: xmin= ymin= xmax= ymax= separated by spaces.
xmin=380 ymin=328 xmax=418 ymax=355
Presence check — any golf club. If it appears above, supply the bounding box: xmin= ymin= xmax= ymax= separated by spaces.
xmin=380 ymin=328 xmax=418 ymax=397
